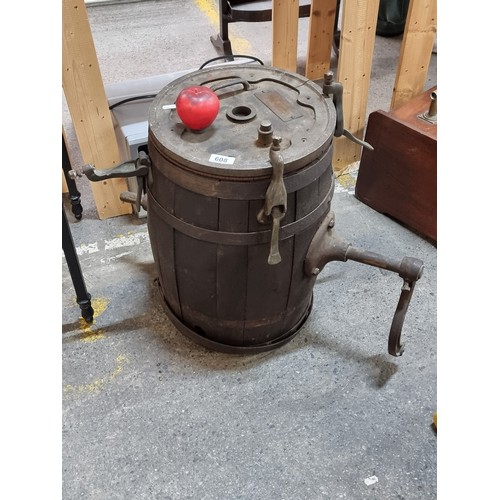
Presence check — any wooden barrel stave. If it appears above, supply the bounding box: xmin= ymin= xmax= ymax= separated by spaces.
xmin=147 ymin=142 xmax=334 ymax=350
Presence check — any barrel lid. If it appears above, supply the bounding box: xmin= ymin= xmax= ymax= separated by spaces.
xmin=149 ymin=65 xmax=336 ymax=179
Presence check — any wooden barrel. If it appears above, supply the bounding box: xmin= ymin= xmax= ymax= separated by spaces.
xmin=146 ymin=64 xmax=336 ymax=353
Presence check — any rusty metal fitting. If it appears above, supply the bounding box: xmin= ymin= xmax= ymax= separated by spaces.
xmin=419 ymin=90 xmax=437 ymax=124
xmin=323 ymin=71 xmax=335 ymax=97
xmin=271 ymin=136 xmax=282 ymax=151
xmin=257 ymin=120 xmax=273 ymax=146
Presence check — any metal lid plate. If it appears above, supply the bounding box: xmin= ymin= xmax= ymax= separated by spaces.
xmin=149 ymin=65 xmax=336 ymax=179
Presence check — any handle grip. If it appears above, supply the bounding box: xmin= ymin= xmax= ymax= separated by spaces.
xmin=388 ymin=279 xmax=416 ymax=356
xmin=209 ymin=77 xmax=251 ymax=94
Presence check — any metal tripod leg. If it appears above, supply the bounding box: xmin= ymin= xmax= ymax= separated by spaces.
xmin=62 ymin=205 xmax=94 ymax=323
xmin=62 ymin=134 xmax=83 ymax=220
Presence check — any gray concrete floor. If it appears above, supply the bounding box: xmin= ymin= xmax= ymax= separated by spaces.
xmin=62 ymin=1 xmax=437 ymax=498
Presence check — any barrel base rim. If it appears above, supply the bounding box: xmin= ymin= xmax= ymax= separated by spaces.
xmin=154 ymin=278 xmax=313 ymax=354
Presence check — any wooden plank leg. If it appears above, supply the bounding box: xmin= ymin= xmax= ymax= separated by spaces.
xmin=62 ymin=0 xmax=131 ymax=219
xmin=62 ymin=171 xmax=69 ymax=194
xmin=272 ymin=0 xmax=300 ymax=71
xmin=391 ymin=0 xmax=437 ymax=110
xmin=305 ymin=0 xmax=338 ymax=80
xmin=333 ymin=0 xmax=380 ymax=174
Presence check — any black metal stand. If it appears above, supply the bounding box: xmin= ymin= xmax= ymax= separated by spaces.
xmin=62 ymin=134 xmax=83 ymax=220
xmin=62 ymin=205 xmax=94 ymax=323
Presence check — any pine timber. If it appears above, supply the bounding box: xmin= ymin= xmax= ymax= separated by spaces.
xmin=62 ymin=0 xmax=131 ymax=219
xmin=332 ymin=0 xmax=380 ymax=174
xmin=391 ymin=0 xmax=437 ymax=110
xmin=272 ymin=0 xmax=300 ymax=71
xmin=305 ymin=0 xmax=338 ymax=80
xmin=62 ymin=127 xmax=70 ymax=193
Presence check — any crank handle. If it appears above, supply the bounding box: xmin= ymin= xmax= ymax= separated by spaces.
xmin=343 ymin=249 xmax=423 ymax=356
xmin=305 ymin=215 xmax=424 ymax=356
xmin=386 ymin=256 xmax=424 ymax=356
xmin=388 ymin=278 xmax=416 ymax=356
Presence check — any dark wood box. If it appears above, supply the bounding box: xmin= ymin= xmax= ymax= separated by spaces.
xmin=355 ymin=87 xmax=437 ymax=242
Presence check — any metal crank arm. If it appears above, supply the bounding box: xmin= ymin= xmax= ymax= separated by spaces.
xmin=305 ymin=214 xmax=424 ymax=356
xmin=344 ymin=247 xmax=423 ymax=356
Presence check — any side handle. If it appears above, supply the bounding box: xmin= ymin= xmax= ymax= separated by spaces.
xmin=69 ymin=151 xmax=151 ymax=213
xmin=209 ymin=77 xmax=251 ymax=93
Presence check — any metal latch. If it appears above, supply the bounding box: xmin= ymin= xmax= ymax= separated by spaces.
xmin=257 ymin=136 xmax=287 ymax=265
xmin=322 ymin=71 xmax=374 ymax=151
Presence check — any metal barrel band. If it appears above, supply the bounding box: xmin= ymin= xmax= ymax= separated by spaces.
xmin=154 ymin=278 xmax=313 ymax=354
xmin=148 ymin=135 xmax=334 ymax=200
xmin=147 ymin=182 xmax=333 ymax=246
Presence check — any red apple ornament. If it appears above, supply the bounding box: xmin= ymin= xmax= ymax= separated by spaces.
xmin=175 ymin=86 xmax=220 ymax=131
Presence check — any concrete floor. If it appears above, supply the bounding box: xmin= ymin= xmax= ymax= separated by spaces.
xmin=62 ymin=1 xmax=437 ymax=498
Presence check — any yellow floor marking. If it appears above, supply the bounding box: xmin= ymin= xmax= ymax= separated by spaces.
xmin=63 ymin=355 xmax=128 ymax=397
xmin=336 ymin=172 xmax=356 ymax=191
xmin=195 ymin=0 xmax=252 ymax=54
xmin=78 ymin=297 xmax=109 ymax=343
xmin=335 ymin=162 xmax=360 ymax=193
